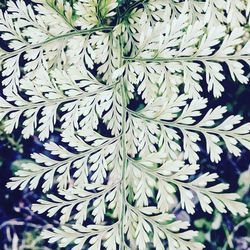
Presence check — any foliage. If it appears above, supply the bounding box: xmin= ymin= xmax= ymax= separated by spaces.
xmin=0 ymin=0 xmax=250 ymax=249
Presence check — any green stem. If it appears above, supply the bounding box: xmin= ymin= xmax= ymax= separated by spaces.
xmin=127 ymin=108 xmax=247 ymax=140
xmin=45 ymin=0 xmax=76 ymax=30
xmin=0 ymin=84 xmax=114 ymax=113
xmin=123 ymin=55 xmax=250 ymax=63
xmin=118 ymin=34 xmax=127 ymax=250
xmin=128 ymin=157 xmax=226 ymax=202
xmin=0 ymin=26 xmax=114 ymax=62
xmin=222 ymin=217 xmax=250 ymax=250
xmin=121 ymin=0 xmax=147 ymax=19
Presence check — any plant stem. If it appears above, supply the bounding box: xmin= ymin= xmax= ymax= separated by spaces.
xmin=0 ymin=26 xmax=114 ymax=62
xmin=121 ymin=0 xmax=147 ymax=19
xmin=45 ymin=0 xmax=76 ymax=30
xmin=123 ymin=55 xmax=250 ymax=63
xmin=0 ymin=84 xmax=114 ymax=112
xmin=127 ymin=108 xmax=247 ymax=140
xmin=118 ymin=33 xmax=127 ymax=250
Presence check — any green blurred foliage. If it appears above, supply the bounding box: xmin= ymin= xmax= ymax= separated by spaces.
xmin=194 ymin=171 xmax=250 ymax=250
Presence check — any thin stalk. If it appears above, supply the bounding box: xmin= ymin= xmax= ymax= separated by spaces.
xmin=0 ymin=26 xmax=114 ymax=62
xmin=123 ymin=55 xmax=250 ymax=63
xmin=127 ymin=108 xmax=247 ymax=140
xmin=0 ymin=84 xmax=114 ymax=113
xmin=121 ymin=0 xmax=147 ymax=19
xmin=45 ymin=0 xmax=76 ymax=30
xmin=118 ymin=34 xmax=127 ymax=250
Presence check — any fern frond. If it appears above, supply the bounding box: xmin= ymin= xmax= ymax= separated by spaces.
xmin=0 ymin=65 xmax=114 ymax=139
xmin=129 ymin=158 xmax=248 ymax=216
xmin=1 ymin=0 xmax=249 ymax=249
xmin=126 ymin=204 xmax=204 ymax=250
xmin=42 ymin=223 xmax=120 ymax=250
xmin=32 ymin=182 xmax=120 ymax=224
xmin=129 ymin=96 xmax=250 ymax=163
xmin=0 ymin=0 xmax=114 ymax=91
xmin=7 ymin=133 xmax=120 ymax=191
xmin=123 ymin=13 xmax=250 ymax=98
